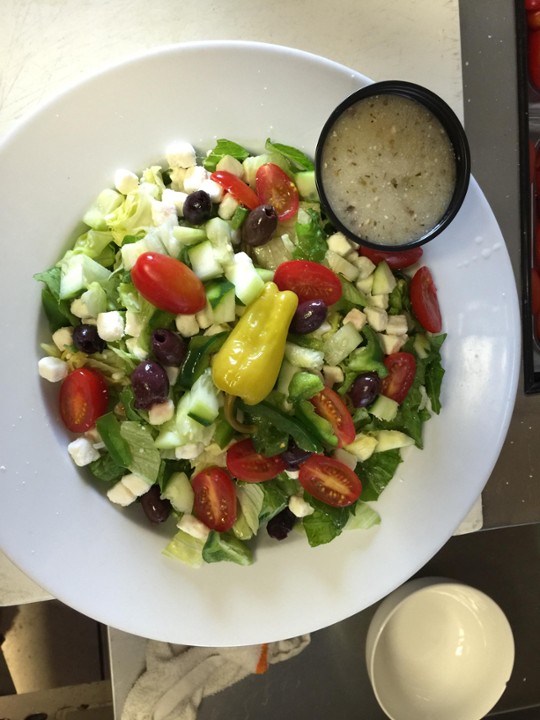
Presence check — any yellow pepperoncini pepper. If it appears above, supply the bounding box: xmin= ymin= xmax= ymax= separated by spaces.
xmin=212 ymin=282 xmax=298 ymax=405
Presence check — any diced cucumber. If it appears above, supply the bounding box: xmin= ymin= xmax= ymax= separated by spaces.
xmin=224 ymin=251 xmax=265 ymax=305
xmin=325 ymin=250 xmax=359 ymax=282
xmin=163 ymin=529 xmax=204 ymax=567
xmin=277 ymin=358 xmax=300 ymax=395
xmin=188 ymin=240 xmax=223 ymax=281
xmin=161 ymin=471 xmax=194 ymax=513
xmin=206 ymin=278 xmax=236 ymax=324
xmin=294 ymin=171 xmax=319 ymax=201
xmin=414 ymin=333 xmax=431 ymax=359
xmin=369 ymin=394 xmax=399 ymax=422
xmin=172 ymin=225 xmax=207 ymax=246
xmin=154 ymin=417 xmax=182 ymax=449
xmin=186 ymin=369 xmax=220 ymax=426
xmin=371 ymin=429 xmax=415 ymax=453
xmin=372 ymin=260 xmax=397 ymax=295
xmin=255 ymin=267 xmax=275 ymax=282
xmin=323 ymin=322 xmax=362 ymax=366
xmin=345 ymin=433 xmax=379 ymax=462
xmin=284 ymin=342 xmax=325 ymax=370
xmin=59 ymin=253 xmax=112 ymax=299
xmin=205 ymin=217 xmax=235 ymax=266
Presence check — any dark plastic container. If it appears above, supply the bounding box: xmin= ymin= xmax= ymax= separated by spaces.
xmin=315 ymin=80 xmax=471 ymax=251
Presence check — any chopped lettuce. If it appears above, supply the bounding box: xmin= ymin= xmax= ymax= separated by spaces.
xmin=264 ymin=138 xmax=314 ymax=172
xmin=203 ymin=139 xmax=251 ymax=171
xmin=292 ymin=208 xmax=327 ymax=262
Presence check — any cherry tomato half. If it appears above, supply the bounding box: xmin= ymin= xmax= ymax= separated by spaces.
xmin=299 ymin=454 xmax=362 ymax=508
xmin=210 ymin=170 xmax=260 ymax=209
xmin=255 ymin=163 xmax=299 ymax=221
xmin=226 ymin=438 xmax=287 ymax=482
xmin=131 ymin=252 xmax=206 ymax=315
xmin=59 ymin=368 xmax=109 ymax=433
xmin=381 ymin=352 xmax=417 ymax=404
xmin=192 ymin=466 xmax=237 ymax=532
xmin=310 ymin=387 xmax=356 ymax=448
xmin=274 ymin=260 xmax=342 ymax=305
xmin=529 ymin=28 xmax=540 ymax=92
xmin=358 ymin=245 xmax=423 ymax=270
xmin=410 ymin=266 xmax=442 ymax=333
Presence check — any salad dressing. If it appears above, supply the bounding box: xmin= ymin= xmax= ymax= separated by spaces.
xmin=320 ymin=94 xmax=457 ymax=246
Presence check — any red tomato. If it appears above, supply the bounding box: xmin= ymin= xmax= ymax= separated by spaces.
xmin=381 ymin=352 xmax=417 ymax=404
xmin=59 ymin=368 xmax=109 ymax=433
xmin=529 ymin=29 xmax=540 ymax=91
xmin=131 ymin=252 xmax=206 ymax=314
xmin=410 ymin=266 xmax=442 ymax=333
xmin=358 ymin=245 xmax=423 ymax=270
xmin=532 ymin=267 xmax=540 ymax=315
xmin=274 ymin=260 xmax=342 ymax=305
xmin=210 ymin=170 xmax=260 ymax=209
xmin=310 ymin=387 xmax=356 ymax=448
xmin=255 ymin=163 xmax=299 ymax=221
xmin=226 ymin=438 xmax=287 ymax=482
xmin=298 ymin=454 xmax=361 ymax=508
xmin=529 ymin=9 xmax=540 ymax=29
xmin=526 ymin=0 xmax=540 ymax=10
xmin=192 ymin=466 xmax=237 ymax=532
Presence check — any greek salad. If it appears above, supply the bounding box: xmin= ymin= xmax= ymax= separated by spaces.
xmin=35 ymin=138 xmax=445 ymax=567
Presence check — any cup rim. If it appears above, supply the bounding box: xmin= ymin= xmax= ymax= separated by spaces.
xmin=314 ymin=80 xmax=471 ymax=251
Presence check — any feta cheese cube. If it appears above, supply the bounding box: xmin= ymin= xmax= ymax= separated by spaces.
xmin=70 ymin=298 xmax=91 ymax=319
xmin=327 ymin=232 xmax=355 ymax=257
xmin=175 ymin=314 xmax=200 ymax=337
xmin=125 ymin=337 xmax=148 ymax=361
xmin=365 ymin=306 xmax=388 ymax=332
xmin=218 ymin=193 xmax=239 ymax=220
xmin=195 ymin=304 xmax=214 ymax=329
xmin=322 ymin=365 xmax=345 ymax=387
xmin=114 ymin=168 xmax=139 ymax=195
xmin=378 ymin=333 xmax=408 ymax=355
xmin=216 ymin=155 xmax=244 ymax=178
xmin=203 ymin=323 xmax=229 ymax=336
xmin=350 ymin=254 xmax=376 ymax=278
xmin=386 ymin=314 xmax=409 ymax=336
xmin=38 ymin=356 xmax=68 ymax=383
xmin=175 ymin=443 xmax=204 ymax=460
xmin=199 ymin=178 xmax=224 ymax=203
xmin=162 ymin=188 xmax=188 ymax=216
xmin=148 ymin=399 xmax=175 ymax=426
xmin=169 ymin=167 xmax=187 ymax=191
xmin=121 ymin=472 xmax=151 ymax=497
xmin=165 ymin=366 xmax=180 ymax=385
xmin=67 ymin=437 xmax=100 ymax=467
xmin=183 ymin=165 xmax=208 ymax=194
xmin=177 ymin=514 xmax=211 ymax=540
xmin=151 ymin=199 xmax=178 ymax=227
xmin=166 ymin=141 xmax=197 ymax=169
xmin=52 ymin=326 xmax=74 ymax=351
xmin=97 ymin=310 xmax=125 ymax=342
xmin=107 ymin=481 xmax=136 ymax=507
xmin=343 ymin=308 xmax=367 ymax=331
xmin=369 ymin=294 xmax=389 ymax=310
xmin=125 ymin=310 xmax=143 ymax=338
xmin=288 ymin=494 xmax=314 ymax=518
xmin=356 ymin=275 xmax=374 ymax=294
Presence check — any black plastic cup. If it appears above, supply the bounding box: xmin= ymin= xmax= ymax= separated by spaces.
xmin=315 ymin=80 xmax=471 ymax=251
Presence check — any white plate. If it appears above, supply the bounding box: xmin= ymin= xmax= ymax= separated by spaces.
xmin=0 ymin=41 xmax=520 ymax=646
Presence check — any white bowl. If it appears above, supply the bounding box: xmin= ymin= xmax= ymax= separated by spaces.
xmin=365 ymin=578 xmax=515 ymax=720
xmin=0 ymin=41 xmax=521 ymax=646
